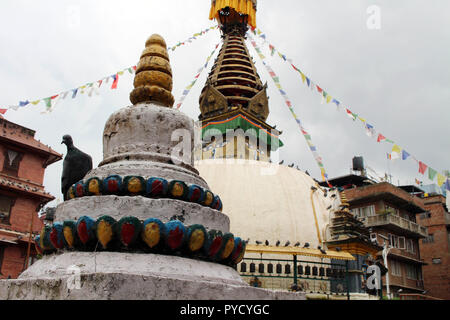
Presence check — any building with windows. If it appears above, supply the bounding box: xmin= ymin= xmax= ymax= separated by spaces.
xmin=409 ymin=186 xmax=449 ymax=299
xmin=0 ymin=117 xmax=62 ymax=279
xmin=320 ymin=175 xmax=428 ymax=297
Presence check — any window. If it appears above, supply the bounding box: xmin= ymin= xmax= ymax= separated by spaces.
xmin=0 ymin=195 xmax=14 ymax=225
xmin=406 ymin=265 xmax=420 ymax=280
xmin=390 ymin=260 xmax=402 ymax=276
xmin=420 ymin=212 xmax=432 ymax=219
xmin=406 ymin=239 xmax=415 ymax=253
xmin=432 ymin=258 xmax=442 ymax=265
xmin=351 ymin=205 xmax=375 ymax=218
xmin=398 ymin=237 xmax=406 ymax=250
xmin=386 ymin=205 xmax=399 ymax=215
xmin=423 ymin=234 xmax=434 ymax=244
xmin=2 ymin=149 xmax=23 ymax=177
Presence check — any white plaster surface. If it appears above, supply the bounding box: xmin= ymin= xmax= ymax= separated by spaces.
xmin=195 ymin=160 xmax=340 ymax=248
xmin=0 ymin=252 xmax=306 ymax=300
xmin=56 ymin=195 xmax=230 ymax=233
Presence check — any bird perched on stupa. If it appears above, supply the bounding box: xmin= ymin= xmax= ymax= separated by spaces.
xmin=61 ymin=135 xmax=93 ymax=200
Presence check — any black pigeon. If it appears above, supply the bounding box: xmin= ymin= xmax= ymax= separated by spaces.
xmin=276 ymin=240 xmax=281 ymax=247
xmin=61 ymin=135 xmax=93 ymax=200
xmin=311 ymin=186 xmax=318 ymax=191
xmin=294 ymin=242 xmax=301 ymax=247
xmin=305 ymin=170 xmax=310 ymax=176
xmin=265 ymin=240 xmax=269 ymax=246
xmin=327 ymin=205 xmax=333 ymax=210
xmin=288 ymin=163 xmax=294 ymax=168
xmin=279 ymin=160 xmax=284 ymax=165
xmin=318 ymin=246 xmax=327 ymax=255
xmin=331 ymin=194 xmax=337 ymax=198
xmin=303 ymin=242 xmax=310 ymax=248
xmin=335 ymin=247 xmax=342 ymax=252
xmin=284 ymin=241 xmax=290 ymax=247
xmin=255 ymin=240 xmax=262 ymax=245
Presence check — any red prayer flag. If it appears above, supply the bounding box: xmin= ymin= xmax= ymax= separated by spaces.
xmin=317 ymin=86 xmax=323 ymax=93
xmin=111 ymin=74 xmax=119 ymax=90
xmin=0 ymin=109 xmax=7 ymax=114
xmin=418 ymin=162 xmax=428 ymax=175
xmin=377 ymin=134 xmax=386 ymax=143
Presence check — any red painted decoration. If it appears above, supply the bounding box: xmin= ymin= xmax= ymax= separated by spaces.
xmin=209 ymin=236 xmax=223 ymax=257
xmin=168 ymin=227 xmax=184 ymax=250
xmin=50 ymin=229 xmax=63 ymax=249
xmin=152 ymin=180 xmax=163 ymax=194
xmin=78 ymin=221 xmax=89 ymax=244
xmin=121 ymin=223 xmax=136 ymax=246
xmin=108 ymin=179 xmax=119 ymax=192
xmin=76 ymin=184 xmax=84 ymax=197
xmin=190 ymin=188 xmax=201 ymax=202
xmin=232 ymin=243 xmax=243 ymax=261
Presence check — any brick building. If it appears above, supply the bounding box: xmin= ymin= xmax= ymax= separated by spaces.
xmin=413 ymin=189 xmax=449 ymax=299
xmin=0 ymin=117 xmax=61 ymax=279
xmin=321 ymin=175 xmax=428 ymax=298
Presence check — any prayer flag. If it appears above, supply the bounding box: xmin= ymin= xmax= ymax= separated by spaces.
xmin=377 ymin=134 xmax=386 ymax=143
xmin=428 ymin=167 xmax=437 ymax=181
xmin=111 ymin=74 xmax=119 ymax=89
xmin=402 ymin=150 xmax=410 ymax=160
xmin=419 ymin=162 xmax=428 ymax=175
xmin=437 ymin=173 xmax=446 ymax=187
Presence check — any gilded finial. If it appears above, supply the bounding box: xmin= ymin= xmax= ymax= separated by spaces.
xmin=339 ymin=191 xmax=351 ymax=212
xmin=130 ymin=34 xmax=175 ymax=107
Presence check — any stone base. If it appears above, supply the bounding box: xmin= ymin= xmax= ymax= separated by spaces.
xmin=0 ymin=252 xmax=305 ymax=300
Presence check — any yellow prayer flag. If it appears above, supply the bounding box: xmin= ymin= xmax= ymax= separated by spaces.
xmin=300 ymin=73 xmax=306 ymax=83
xmin=437 ymin=173 xmax=446 ymax=187
xmin=392 ymin=145 xmax=402 ymax=154
xmin=326 ymin=96 xmax=332 ymax=103
xmin=276 ymin=83 xmax=281 ymax=89
xmin=31 ymin=100 xmax=40 ymax=105
xmin=118 ymin=71 xmax=124 ymax=76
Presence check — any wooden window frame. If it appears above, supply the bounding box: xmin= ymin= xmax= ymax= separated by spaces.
xmin=2 ymin=148 xmax=24 ymax=177
xmin=0 ymin=194 xmax=16 ymax=225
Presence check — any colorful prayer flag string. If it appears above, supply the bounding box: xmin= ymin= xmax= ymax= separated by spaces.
xmin=175 ymin=43 xmax=221 ymax=110
xmin=250 ymin=29 xmax=449 ymax=191
xmin=2 ymin=25 xmax=218 ymax=115
xmin=248 ymin=33 xmax=331 ymax=183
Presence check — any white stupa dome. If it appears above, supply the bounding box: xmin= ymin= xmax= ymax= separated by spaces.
xmin=195 ymin=160 xmax=340 ymax=248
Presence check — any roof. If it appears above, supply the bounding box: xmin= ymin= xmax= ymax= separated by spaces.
xmin=246 ymin=244 xmax=355 ymax=261
xmin=319 ymin=174 xmax=376 ymax=189
xmin=0 ymin=118 xmax=62 ymax=166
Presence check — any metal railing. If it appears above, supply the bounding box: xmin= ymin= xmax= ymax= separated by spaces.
xmin=238 ymin=257 xmax=351 ymax=300
xmin=366 ymin=213 xmax=427 ymax=237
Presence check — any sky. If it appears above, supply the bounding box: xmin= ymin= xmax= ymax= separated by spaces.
xmin=0 ymin=0 xmax=449 ymax=207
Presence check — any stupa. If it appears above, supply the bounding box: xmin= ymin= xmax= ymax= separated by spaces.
xmin=0 ymin=30 xmax=304 ymax=300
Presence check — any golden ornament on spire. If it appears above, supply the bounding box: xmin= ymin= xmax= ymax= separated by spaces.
xmin=209 ymin=0 xmax=257 ymax=29
xmin=339 ymin=191 xmax=351 ymax=212
xmin=130 ymin=34 xmax=175 ymax=107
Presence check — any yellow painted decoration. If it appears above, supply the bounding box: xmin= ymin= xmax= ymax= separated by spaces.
xmin=63 ymin=227 xmax=74 ymax=248
xmin=188 ymin=229 xmax=205 ymax=252
xmin=209 ymin=0 xmax=257 ymax=28
xmin=142 ymin=223 xmax=161 ymax=248
xmin=171 ymin=183 xmax=184 ymax=197
xmin=204 ymin=192 xmax=214 ymax=206
xmin=68 ymin=188 xmax=76 ymax=199
xmin=221 ymin=238 xmax=235 ymax=259
xmin=97 ymin=220 xmax=114 ymax=249
xmin=128 ymin=178 xmax=143 ymax=194
xmin=88 ymin=179 xmax=101 ymax=195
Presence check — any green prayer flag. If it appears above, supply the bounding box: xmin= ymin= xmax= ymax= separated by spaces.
xmin=43 ymin=97 xmax=51 ymax=108
xmin=428 ymin=167 xmax=437 ymax=181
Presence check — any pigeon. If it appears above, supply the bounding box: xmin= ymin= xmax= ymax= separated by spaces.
xmin=288 ymin=163 xmax=294 ymax=168
xmin=311 ymin=186 xmax=318 ymax=191
xmin=279 ymin=160 xmax=284 ymax=165
xmin=255 ymin=240 xmax=262 ymax=245
xmin=335 ymin=247 xmax=342 ymax=252
xmin=284 ymin=241 xmax=290 ymax=247
xmin=61 ymin=135 xmax=93 ymax=200
xmin=318 ymin=246 xmax=327 ymax=255
xmin=294 ymin=242 xmax=301 ymax=247
xmin=303 ymin=242 xmax=310 ymax=248
xmin=276 ymin=240 xmax=281 ymax=247
xmin=265 ymin=240 xmax=269 ymax=246
xmin=327 ymin=205 xmax=333 ymax=210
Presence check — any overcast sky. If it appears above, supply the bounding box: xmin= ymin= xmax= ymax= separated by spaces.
xmin=1 ymin=0 xmax=449 ymax=206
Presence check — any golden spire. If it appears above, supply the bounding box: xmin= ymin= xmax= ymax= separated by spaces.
xmin=130 ymin=34 xmax=175 ymax=107
xmin=339 ymin=191 xmax=351 ymax=213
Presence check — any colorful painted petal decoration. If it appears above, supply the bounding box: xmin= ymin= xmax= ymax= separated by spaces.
xmin=165 ymin=220 xmax=186 ymax=251
xmin=220 ymin=233 xmax=235 ymax=261
xmin=205 ymin=230 xmax=224 ymax=261
xmin=62 ymin=220 xmax=77 ymax=249
xmin=34 ymin=235 xmax=43 ymax=255
xmin=49 ymin=222 xmax=65 ymax=249
xmin=76 ymin=216 xmax=96 ymax=246
xmin=84 ymin=177 xmax=103 ymax=196
xmin=40 ymin=225 xmax=55 ymax=251
xmin=212 ymin=195 xmax=223 ymax=211
xmin=102 ymin=175 xmax=123 ymax=195
xmin=67 ymin=185 xmax=76 ymax=200
xmin=146 ymin=178 xmax=169 ymax=197
xmin=117 ymin=216 xmax=142 ymax=248
xmin=202 ymin=190 xmax=215 ymax=207
xmin=168 ymin=180 xmax=189 ymax=200
xmin=123 ymin=176 xmax=146 ymax=195
xmin=142 ymin=218 xmax=166 ymax=250
xmin=187 ymin=185 xmax=205 ymax=204
xmin=186 ymin=224 xmax=207 ymax=254
xmin=74 ymin=181 xmax=85 ymax=198
xmin=231 ymin=238 xmax=246 ymax=265
xmin=95 ymin=216 xmax=117 ymax=249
